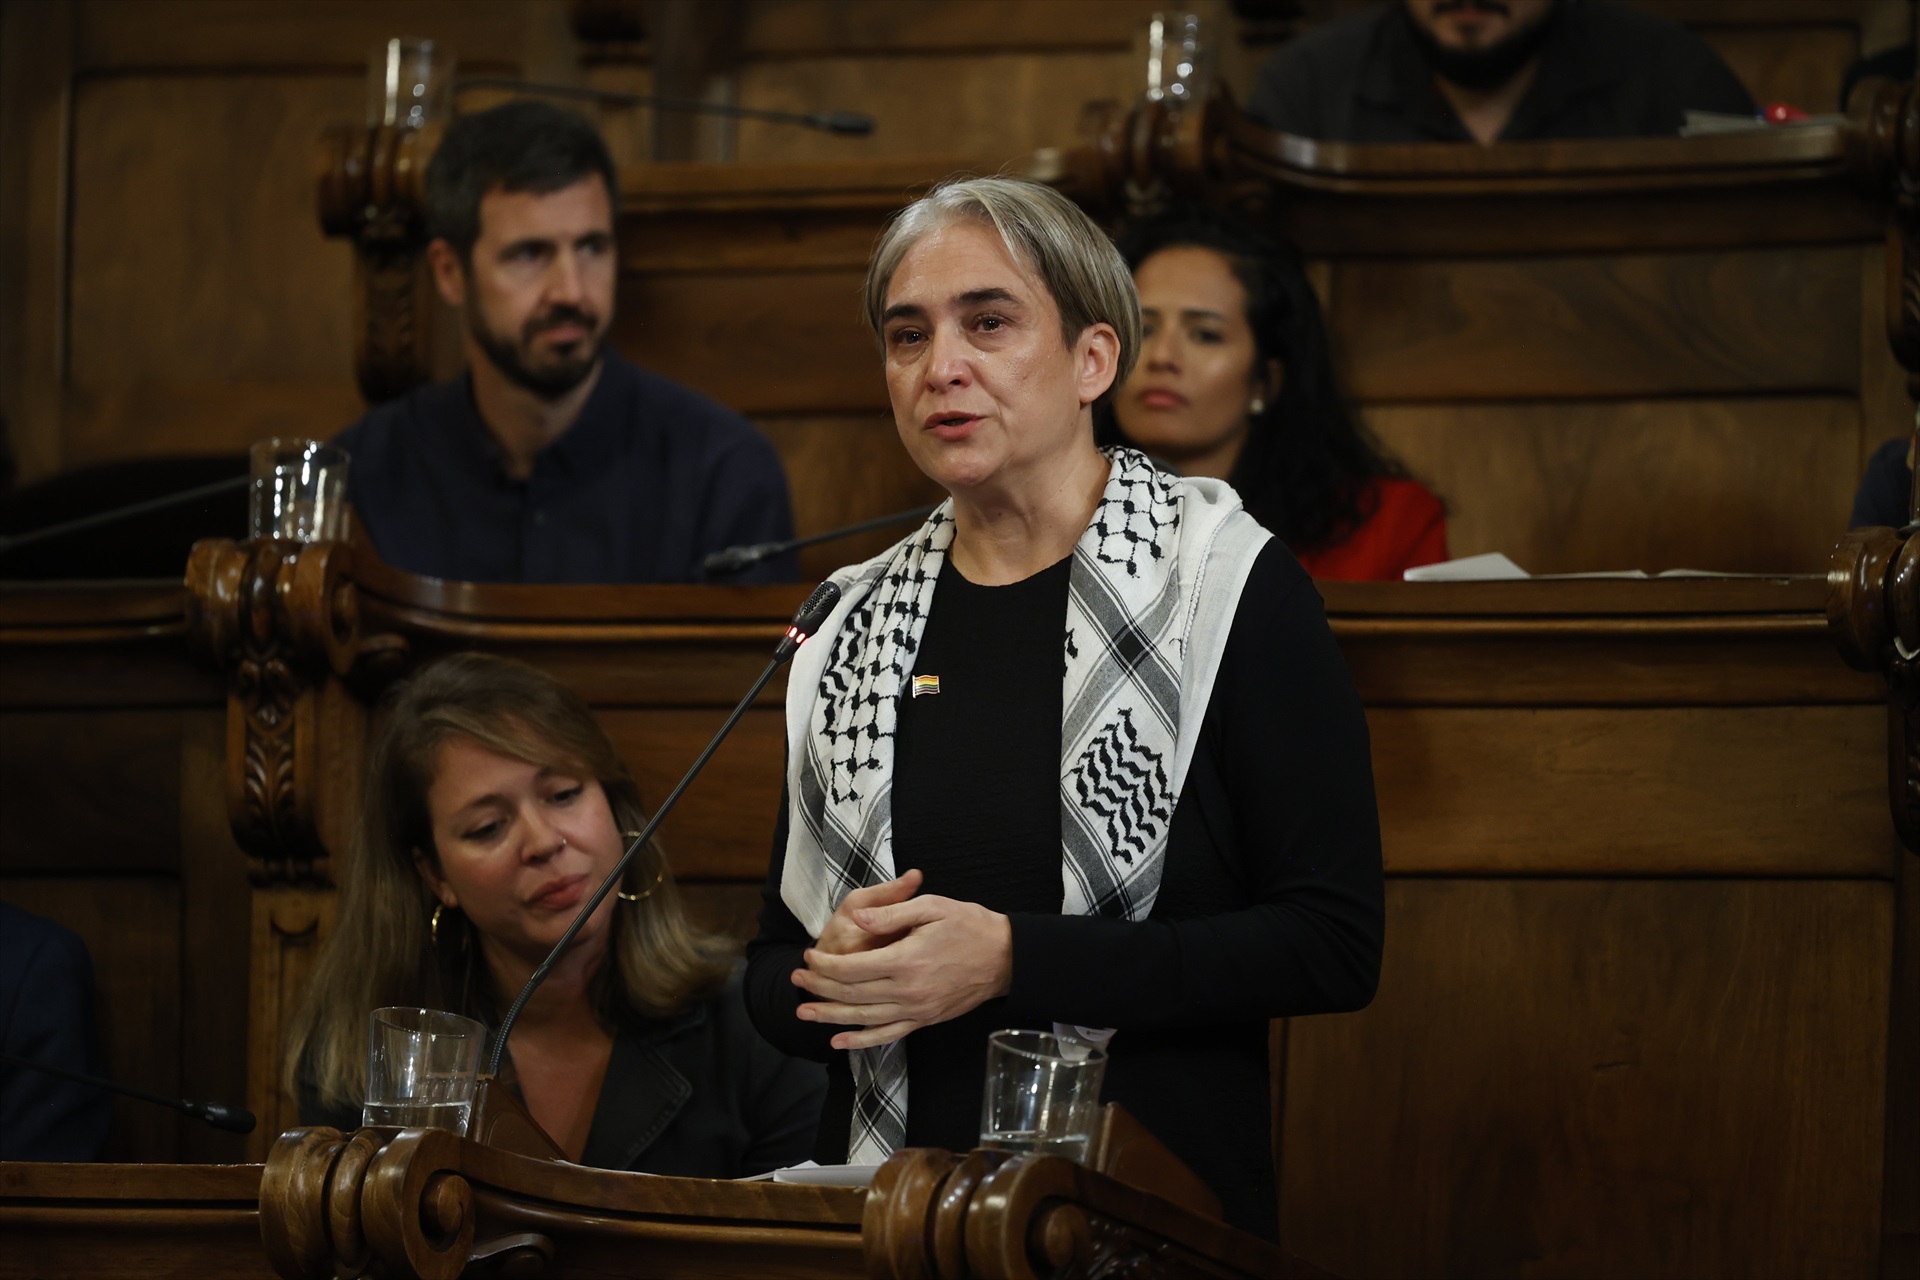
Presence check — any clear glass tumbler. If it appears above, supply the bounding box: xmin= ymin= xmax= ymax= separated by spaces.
xmin=362 ymin=1006 xmax=484 ymax=1135
xmin=978 ymin=1029 xmax=1108 ymax=1163
xmin=248 ymin=437 xmax=348 ymax=543
xmin=1138 ymin=11 xmax=1213 ymax=106
xmin=368 ymin=37 xmax=455 ymax=130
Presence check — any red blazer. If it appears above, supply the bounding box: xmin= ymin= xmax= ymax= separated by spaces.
xmin=1292 ymin=478 xmax=1448 ymax=582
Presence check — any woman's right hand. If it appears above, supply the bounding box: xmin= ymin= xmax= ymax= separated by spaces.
xmin=813 ymin=868 xmax=923 ymax=956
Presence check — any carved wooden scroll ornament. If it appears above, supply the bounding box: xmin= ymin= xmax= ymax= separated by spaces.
xmin=861 ymin=1147 xmax=1302 ymax=1280
xmin=186 ymin=537 xmax=398 ymax=885
xmin=316 ymin=121 xmax=440 ymax=402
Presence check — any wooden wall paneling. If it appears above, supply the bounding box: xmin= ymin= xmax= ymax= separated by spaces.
xmin=60 ymin=380 xmax=370 ymax=469
xmin=1368 ymin=704 xmax=1897 ymax=876
xmin=0 ymin=0 xmax=75 ymax=485
xmin=176 ymin=708 xmax=251 ymax=1163
xmin=677 ymin=881 xmax=767 ymax=944
xmin=1887 ymin=849 xmax=1920 ymax=1275
xmin=578 ymin=62 xmax=657 ymax=175
xmin=1701 ymin=25 xmax=1863 ymax=113
xmin=1339 ymin=623 xmax=1878 ymax=707
xmin=244 ymin=887 xmax=333 ymax=1161
xmin=63 ymin=73 xmax=362 ymax=465
xmin=1862 ymin=241 xmax=1912 ymax=472
xmin=754 ymin=414 xmax=945 ymax=578
xmin=732 ymin=51 xmax=1142 ymax=165
xmin=0 ymin=645 xmax=222 ymax=707
xmin=737 ymin=0 xmax=1180 ymax=55
xmin=1280 ymin=878 xmax=1893 ymax=1279
xmin=0 ymin=710 xmax=183 ymax=876
xmin=610 ymin=269 xmax=883 ymax=414
xmin=1364 ymin=395 xmax=1860 ymax=574
xmin=37 ymin=0 xmax=586 ymax=475
xmin=596 ymin=707 xmax=787 ymax=880
xmin=1326 ymin=248 xmax=1859 ymax=403
xmin=0 ymin=875 xmax=184 ymax=1162
xmin=71 ymin=0 xmax=571 ymax=74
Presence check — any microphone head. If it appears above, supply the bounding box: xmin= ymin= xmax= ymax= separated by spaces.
xmin=808 ymin=110 xmax=875 ymax=136
xmin=704 ymin=542 xmax=778 ymax=577
xmin=791 ymin=581 xmax=843 ymax=639
xmin=198 ymin=1102 xmax=258 ymax=1134
xmin=773 ymin=581 xmax=843 ymax=663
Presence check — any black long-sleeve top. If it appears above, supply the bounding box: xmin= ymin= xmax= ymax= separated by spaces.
xmin=745 ymin=539 xmax=1384 ymax=1238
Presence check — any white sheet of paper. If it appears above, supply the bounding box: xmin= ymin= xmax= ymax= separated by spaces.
xmin=772 ymin=1163 xmax=881 ymax=1187
xmin=1402 ymin=553 xmax=1529 ymax=582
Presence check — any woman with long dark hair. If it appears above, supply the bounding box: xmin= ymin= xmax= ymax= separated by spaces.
xmin=1101 ymin=205 xmax=1445 ymax=580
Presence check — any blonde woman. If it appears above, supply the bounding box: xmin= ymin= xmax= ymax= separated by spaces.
xmin=289 ymin=652 xmax=823 ymax=1174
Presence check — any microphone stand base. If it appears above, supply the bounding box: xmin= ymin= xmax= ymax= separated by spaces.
xmin=469 ymin=1076 xmax=565 ymax=1161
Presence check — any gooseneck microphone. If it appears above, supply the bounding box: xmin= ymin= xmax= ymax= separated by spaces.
xmin=485 ymin=580 xmax=844 ymax=1078
xmin=0 ymin=475 xmax=249 ymax=557
xmin=456 ymin=77 xmax=876 ymax=137
xmin=0 ymin=1049 xmax=257 ymax=1134
xmin=703 ymin=504 xmax=938 ymax=578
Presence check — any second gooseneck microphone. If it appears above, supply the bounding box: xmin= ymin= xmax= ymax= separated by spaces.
xmin=485 ymin=580 xmax=844 ymax=1078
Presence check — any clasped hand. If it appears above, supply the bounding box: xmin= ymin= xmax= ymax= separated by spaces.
xmin=792 ymin=868 xmax=1012 ymax=1051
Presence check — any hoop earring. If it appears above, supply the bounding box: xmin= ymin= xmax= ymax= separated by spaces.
xmin=431 ymin=903 xmax=443 ymax=946
xmin=617 ymin=831 xmax=666 ymax=903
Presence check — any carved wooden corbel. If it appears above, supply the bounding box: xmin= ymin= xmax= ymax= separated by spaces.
xmin=862 ymin=1144 xmax=1290 ymax=1280
xmin=186 ymin=537 xmax=382 ymax=886
xmin=316 ymin=121 xmax=441 ymax=402
xmin=1053 ymin=86 xmax=1240 ymax=226
xmin=262 ymin=1127 xmax=481 ymax=1280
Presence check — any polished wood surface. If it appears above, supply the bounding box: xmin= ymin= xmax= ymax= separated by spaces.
xmin=0 ymin=548 xmax=1901 ymax=1273
xmin=0 ymin=580 xmax=245 ymax=1165
xmin=161 ymin=541 xmax=1910 ymax=1275
xmin=0 ymin=1161 xmax=264 ymax=1279
xmin=250 ymin=1099 xmax=1301 ymax=1280
xmin=3 ymin=1104 xmax=1288 ymax=1280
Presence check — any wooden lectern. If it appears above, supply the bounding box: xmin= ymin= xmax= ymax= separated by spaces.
xmin=252 ymin=1098 xmax=1318 ymax=1280
xmin=4 ymin=1103 xmax=1321 ymax=1278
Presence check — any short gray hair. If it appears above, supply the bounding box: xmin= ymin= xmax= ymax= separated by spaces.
xmin=863 ymin=177 xmax=1140 ymax=394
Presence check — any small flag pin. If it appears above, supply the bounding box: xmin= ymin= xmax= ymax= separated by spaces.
xmin=911 ymin=674 xmax=941 ymax=698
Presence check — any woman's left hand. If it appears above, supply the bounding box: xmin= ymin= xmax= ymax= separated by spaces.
xmin=792 ymin=896 xmax=1012 ymax=1050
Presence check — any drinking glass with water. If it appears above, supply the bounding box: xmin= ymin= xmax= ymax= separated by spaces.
xmin=978 ymin=1029 xmax=1107 ymax=1162
xmin=363 ymin=1007 xmax=484 ymax=1135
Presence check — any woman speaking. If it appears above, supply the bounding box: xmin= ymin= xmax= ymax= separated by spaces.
xmin=744 ymin=178 xmax=1383 ymax=1238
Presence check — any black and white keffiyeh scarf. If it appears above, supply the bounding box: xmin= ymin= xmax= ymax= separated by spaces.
xmin=780 ymin=448 xmax=1271 ymax=1165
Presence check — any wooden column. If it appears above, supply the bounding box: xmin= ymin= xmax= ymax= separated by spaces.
xmin=185 ymin=537 xmax=402 ymax=1154
xmin=314 ymin=123 xmax=439 ymax=404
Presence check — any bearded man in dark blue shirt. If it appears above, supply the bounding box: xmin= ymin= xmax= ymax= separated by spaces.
xmin=1248 ymin=0 xmax=1754 ymax=146
xmin=337 ymin=101 xmax=796 ymax=584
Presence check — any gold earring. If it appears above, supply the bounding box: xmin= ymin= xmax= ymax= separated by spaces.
xmin=1249 ymin=396 xmax=1266 ymax=415
xmin=431 ymin=903 xmax=443 ymax=945
xmin=617 ymin=831 xmax=666 ymax=903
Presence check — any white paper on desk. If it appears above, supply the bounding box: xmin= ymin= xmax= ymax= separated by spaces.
xmin=736 ymin=1161 xmax=882 ymax=1187
xmin=1403 ymin=555 xmax=1795 ymax=583
xmin=1402 ymin=553 xmax=1529 ymax=582
xmin=775 ymin=1162 xmax=881 ymax=1187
